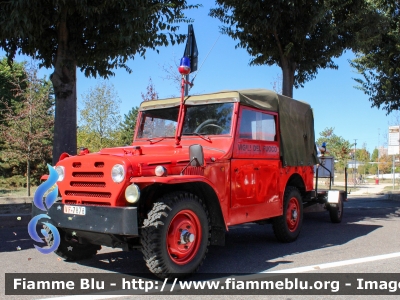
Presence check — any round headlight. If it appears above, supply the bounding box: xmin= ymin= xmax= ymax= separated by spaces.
xmin=155 ymin=165 xmax=167 ymax=177
xmin=55 ymin=166 xmax=65 ymax=182
xmin=125 ymin=184 xmax=140 ymax=203
xmin=111 ymin=164 xmax=125 ymax=183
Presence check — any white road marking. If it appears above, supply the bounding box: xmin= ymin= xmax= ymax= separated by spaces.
xmin=40 ymin=252 xmax=400 ymax=300
xmin=263 ymin=251 xmax=400 ymax=273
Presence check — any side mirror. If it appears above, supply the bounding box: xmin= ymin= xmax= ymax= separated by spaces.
xmin=189 ymin=144 xmax=204 ymax=167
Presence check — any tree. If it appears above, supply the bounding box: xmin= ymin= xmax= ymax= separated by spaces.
xmin=0 ymin=1 xmax=198 ymax=164
xmin=119 ymin=107 xmax=139 ymax=146
xmin=0 ymin=57 xmax=26 ymax=112
xmin=356 ymin=147 xmax=370 ymax=163
xmin=356 ymin=146 xmax=370 ymax=176
xmin=0 ymin=57 xmax=27 ymax=177
xmin=270 ymin=73 xmax=283 ymax=95
xmin=160 ymin=56 xmax=182 ymax=96
xmin=137 ymin=78 xmax=176 ymax=138
xmin=371 ymin=148 xmax=379 ymax=162
xmin=141 ymin=77 xmax=159 ymax=102
xmin=317 ymin=127 xmax=352 ymax=172
xmin=210 ymin=0 xmax=371 ymax=97
xmin=350 ymin=0 xmax=400 ymax=114
xmin=378 ymin=154 xmax=392 ymax=174
xmin=0 ymin=64 xmax=54 ymax=195
xmin=77 ymin=81 xmax=121 ymax=152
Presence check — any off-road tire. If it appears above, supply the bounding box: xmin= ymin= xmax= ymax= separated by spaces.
xmin=329 ymin=194 xmax=344 ymax=223
xmin=141 ymin=192 xmax=211 ymax=279
xmin=272 ymin=186 xmax=303 ymax=243
xmin=44 ymin=226 xmax=101 ymax=261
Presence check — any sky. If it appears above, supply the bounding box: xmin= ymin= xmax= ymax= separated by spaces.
xmin=1 ymin=2 xmax=396 ymax=155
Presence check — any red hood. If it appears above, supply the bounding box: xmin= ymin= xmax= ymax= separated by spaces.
xmin=97 ymin=143 xmax=229 ymax=165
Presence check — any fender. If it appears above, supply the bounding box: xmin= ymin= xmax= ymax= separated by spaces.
xmin=130 ymin=175 xmax=223 ymax=201
xmin=130 ymin=175 xmax=228 ymax=230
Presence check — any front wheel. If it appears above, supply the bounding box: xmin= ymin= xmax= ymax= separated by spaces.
xmin=141 ymin=192 xmax=210 ymax=279
xmin=272 ymin=186 xmax=303 ymax=243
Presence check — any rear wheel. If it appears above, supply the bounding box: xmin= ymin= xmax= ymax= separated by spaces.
xmin=272 ymin=186 xmax=303 ymax=242
xmin=329 ymin=194 xmax=344 ymax=223
xmin=141 ymin=192 xmax=210 ymax=279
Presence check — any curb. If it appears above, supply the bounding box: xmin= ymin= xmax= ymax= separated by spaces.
xmin=0 ymin=197 xmax=33 ymax=205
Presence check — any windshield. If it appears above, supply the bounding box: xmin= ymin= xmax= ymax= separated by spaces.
xmin=136 ymin=102 xmax=234 ymax=139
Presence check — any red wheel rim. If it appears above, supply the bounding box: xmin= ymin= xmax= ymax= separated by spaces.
xmin=166 ymin=209 xmax=202 ymax=265
xmin=286 ymin=197 xmax=300 ymax=232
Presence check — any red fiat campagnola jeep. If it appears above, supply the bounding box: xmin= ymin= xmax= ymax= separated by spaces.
xmin=32 ymin=89 xmax=345 ymax=278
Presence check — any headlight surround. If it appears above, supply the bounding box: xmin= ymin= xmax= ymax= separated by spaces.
xmin=155 ymin=165 xmax=167 ymax=177
xmin=125 ymin=184 xmax=140 ymax=203
xmin=55 ymin=166 xmax=65 ymax=182
xmin=111 ymin=164 xmax=125 ymax=183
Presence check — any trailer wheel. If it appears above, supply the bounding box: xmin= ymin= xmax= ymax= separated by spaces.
xmin=272 ymin=186 xmax=303 ymax=243
xmin=141 ymin=192 xmax=210 ymax=279
xmin=44 ymin=226 xmax=101 ymax=261
xmin=329 ymin=194 xmax=344 ymax=223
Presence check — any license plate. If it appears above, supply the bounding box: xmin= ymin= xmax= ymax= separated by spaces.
xmin=64 ymin=205 xmax=86 ymax=215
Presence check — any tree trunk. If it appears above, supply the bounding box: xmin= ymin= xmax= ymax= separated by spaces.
xmin=27 ymin=160 xmax=30 ymax=197
xmin=51 ymin=7 xmax=77 ymax=165
xmin=281 ymin=57 xmax=296 ymax=98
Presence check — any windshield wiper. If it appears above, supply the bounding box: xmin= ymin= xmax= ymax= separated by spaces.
xmin=147 ymin=136 xmax=170 ymax=144
xmin=182 ymin=132 xmax=212 ymax=142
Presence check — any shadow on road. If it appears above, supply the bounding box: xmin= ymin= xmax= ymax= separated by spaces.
xmin=1 ymin=196 xmax=399 ymax=280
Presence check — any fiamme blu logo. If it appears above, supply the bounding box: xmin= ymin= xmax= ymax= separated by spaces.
xmin=27 ymin=164 xmax=61 ymax=254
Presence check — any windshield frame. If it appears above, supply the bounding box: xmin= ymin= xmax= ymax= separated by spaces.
xmin=134 ymin=102 xmax=236 ymax=141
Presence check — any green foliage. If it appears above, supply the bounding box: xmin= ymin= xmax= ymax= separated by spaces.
xmin=350 ymin=0 xmax=400 ymax=114
xmin=119 ymin=107 xmax=139 ymax=146
xmin=354 ymin=146 xmax=371 ymax=175
xmin=378 ymin=154 xmax=393 ymax=173
xmin=0 ymin=1 xmax=198 ymax=77
xmin=0 ymin=57 xmax=27 ymax=176
xmin=0 ymin=58 xmax=26 ymax=111
xmin=368 ymin=162 xmax=378 ymax=175
xmin=0 ymin=175 xmax=27 ymax=188
xmin=356 ymin=148 xmax=370 ymax=163
xmin=77 ymin=81 xmax=122 ymax=152
xmin=0 ymin=63 xmax=54 ymax=195
xmin=0 ymin=1 xmax=199 ymax=163
xmin=317 ymin=127 xmax=352 ymax=171
xmin=210 ymin=0 xmax=369 ymax=97
xmin=371 ymin=148 xmax=379 ymax=162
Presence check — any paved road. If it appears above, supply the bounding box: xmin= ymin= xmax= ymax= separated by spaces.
xmin=1 ymin=194 xmax=399 ymax=299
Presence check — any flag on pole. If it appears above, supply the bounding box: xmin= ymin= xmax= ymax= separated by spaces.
xmin=183 ymin=24 xmax=198 ymax=73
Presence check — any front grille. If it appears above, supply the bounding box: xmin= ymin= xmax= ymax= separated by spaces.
xmin=81 ymin=201 xmax=111 ymax=206
xmin=70 ymin=181 xmax=106 ymax=188
xmin=62 ymin=159 xmax=124 ymax=206
xmin=63 ymin=200 xmax=111 ymax=206
xmin=183 ymin=166 xmax=204 ymax=176
xmin=72 ymin=172 xmax=104 ymax=178
xmin=65 ymin=191 xmax=112 ymax=198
